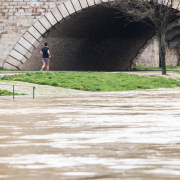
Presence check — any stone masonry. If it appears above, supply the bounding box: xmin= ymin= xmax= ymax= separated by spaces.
xmin=22 ymin=5 xmax=155 ymax=71
xmin=0 ymin=0 xmax=179 ymax=70
xmin=137 ymin=36 xmax=179 ymax=67
xmin=0 ymin=0 xmax=64 ymax=67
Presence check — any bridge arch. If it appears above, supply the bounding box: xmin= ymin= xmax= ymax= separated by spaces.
xmin=165 ymin=21 xmax=180 ymax=52
xmin=3 ymin=0 xmax=156 ymax=71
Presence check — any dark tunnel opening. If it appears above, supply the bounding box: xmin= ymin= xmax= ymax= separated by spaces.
xmin=23 ymin=4 xmax=155 ymax=71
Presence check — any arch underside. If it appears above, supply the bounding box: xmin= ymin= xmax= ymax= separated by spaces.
xmin=166 ymin=24 xmax=180 ymax=48
xmin=3 ymin=1 xmax=156 ymax=71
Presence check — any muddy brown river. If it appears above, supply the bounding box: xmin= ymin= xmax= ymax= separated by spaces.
xmin=0 ymin=88 xmax=180 ymax=179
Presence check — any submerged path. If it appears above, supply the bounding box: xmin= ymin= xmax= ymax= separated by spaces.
xmin=0 ymin=81 xmax=82 ymax=95
xmin=0 ymin=88 xmax=180 ymax=179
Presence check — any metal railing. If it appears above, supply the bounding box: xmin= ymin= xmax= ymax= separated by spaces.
xmin=0 ymin=84 xmax=35 ymax=99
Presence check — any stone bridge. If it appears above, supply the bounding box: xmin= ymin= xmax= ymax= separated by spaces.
xmin=0 ymin=0 xmax=180 ymax=70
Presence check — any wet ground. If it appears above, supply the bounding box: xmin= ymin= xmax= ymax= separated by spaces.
xmin=1 ymin=88 xmax=180 ymax=179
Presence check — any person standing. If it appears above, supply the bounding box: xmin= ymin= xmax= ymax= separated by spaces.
xmin=40 ymin=42 xmax=51 ymax=71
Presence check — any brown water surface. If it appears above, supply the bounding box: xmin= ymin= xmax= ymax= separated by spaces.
xmin=0 ymin=89 xmax=180 ymax=179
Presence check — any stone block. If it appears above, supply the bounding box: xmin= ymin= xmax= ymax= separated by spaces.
xmin=10 ymin=49 xmax=24 ymax=61
xmin=29 ymin=46 xmax=35 ymax=53
xmin=79 ymin=0 xmax=88 ymax=9
xmin=51 ymin=7 xmax=63 ymax=22
xmin=71 ymin=0 xmax=82 ymax=12
xmin=45 ymin=12 xmax=57 ymax=26
xmin=28 ymin=26 xmax=42 ymax=40
xmin=2 ymin=2 xmax=9 ymax=6
xmin=0 ymin=59 xmax=5 ymax=68
xmin=18 ymin=2 xmax=27 ymax=6
xmin=39 ymin=16 xmax=52 ymax=30
xmin=18 ymin=9 xmax=24 ymax=13
xmin=58 ymin=4 xmax=69 ymax=18
xmin=38 ymin=36 xmax=43 ymax=42
xmin=22 ymin=6 xmax=29 ymax=9
xmin=23 ymin=31 xmax=37 ymax=45
xmin=146 ymin=39 xmax=152 ymax=44
xmin=139 ymin=48 xmax=145 ymax=54
xmin=17 ymin=62 xmax=24 ymax=70
xmin=130 ymin=64 xmax=135 ymax=69
xmin=5 ymin=56 xmax=20 ymax=67
xmin=49 ymin=4 xmax=56 ymax=9
xmin=33 ymin=20 xmax=46 ymax=35
xmin=20 ymin=56 xmax=27 ymax=64
xmin=132 ymin=58 xmax=138 ymax=64
xmin=143 ymin=43 xmax=148 ymax=49
xmin=44 ymin=2 xmax=56 ymax=6
xmin=64 ymin=1 xmax=75 ymax=15
xmin=14 ymin=43 xmax=28 ymax=55
xmin=33 ymin=40 xmax=40 ymax=48
xmin=87 ymin=0 xmax=95 ymax=6
xmin=3 ymin=62 xmax=18 ymax=70
xmin=24 ymin=51 xmax=31 ymax=59
xmin=102 ymin=0 xmax=108 ymax=2
xmin=18 ymin=37 xmax=32 ymax=51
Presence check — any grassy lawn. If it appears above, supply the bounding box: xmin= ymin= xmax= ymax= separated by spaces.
xmin=0 ymin=67 xmax=24 ymax=72
xmin=134 ymin=65 xmax=180 ymax=70
xmin=0 ymin=68 xmax=18 ymax=71
xmin=175 ymin=70 xmax=180 ymax=74
xmin=0 ymin=89 xmax=15 ymax=96
xmin=2 ymin=71 xmax=180 ymax=91
xmin=0 ymin=88 xmax=26 ymax=96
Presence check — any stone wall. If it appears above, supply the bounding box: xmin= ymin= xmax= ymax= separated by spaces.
xmin=0 ymin=0 xmax=64 ymax=67
xmin=136 ymin=36 xmax=179 ymax=67
xmin=0 ymin=0 xmax=179 ymax=69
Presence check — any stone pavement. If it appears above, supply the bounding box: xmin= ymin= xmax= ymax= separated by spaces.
xmin=0 ymin=71 xmax=27 ymax=79
xmin=0 ymin=80 xmax=82 ymax=95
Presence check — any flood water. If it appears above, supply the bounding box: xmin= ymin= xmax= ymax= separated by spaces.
xmin=0 ymin=89 xmax=180 ymax=179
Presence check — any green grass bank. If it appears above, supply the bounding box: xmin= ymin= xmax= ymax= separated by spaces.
xmin=2 ymin=71 xmax=180 ymax=91
xmin=0 ymin=68 xmax=20 ymax=71
xmin=134 ymin=66 xmax=180 ymax=70
xmin=0 ymin=89 xmax=16 ymax=96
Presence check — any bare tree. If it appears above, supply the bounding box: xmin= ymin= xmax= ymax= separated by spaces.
xmin=111 ymin=0 xmax=180 ymax=74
